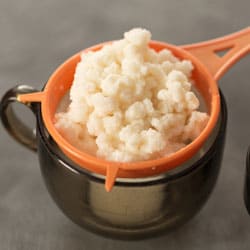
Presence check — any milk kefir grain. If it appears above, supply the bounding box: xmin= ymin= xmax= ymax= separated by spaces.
xmin=55 ymin=28 xmax=209 ymax=162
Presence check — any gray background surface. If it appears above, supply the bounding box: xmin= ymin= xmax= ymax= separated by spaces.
xmin=0 ymin=0 xmax=249 ymax=249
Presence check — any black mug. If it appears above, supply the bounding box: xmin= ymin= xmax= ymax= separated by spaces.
xmin=244 ymin=147 xmax=250 ymax=215
xmin=1 ymin=85 xmax=230 ymax=240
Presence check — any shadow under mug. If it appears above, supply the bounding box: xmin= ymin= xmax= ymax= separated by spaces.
xmin=1 ymin=85 xmax=227 ymax=240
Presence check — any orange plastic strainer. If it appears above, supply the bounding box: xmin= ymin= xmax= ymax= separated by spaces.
xmin=18 ymin=27 xmax=250 ymax=191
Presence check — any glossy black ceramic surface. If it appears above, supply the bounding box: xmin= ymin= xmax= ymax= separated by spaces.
xmin=36 ymin=93 xmax=227 ymax=240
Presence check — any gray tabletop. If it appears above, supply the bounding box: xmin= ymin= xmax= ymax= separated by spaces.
xmin=0 ymin=0 xmax=250 ymax=249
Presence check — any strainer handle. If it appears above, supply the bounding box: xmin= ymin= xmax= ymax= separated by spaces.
xmin=0 ymin=85 xmax=39 ymax=151
xmin=181 ymin=27 xmax=250 ymax=81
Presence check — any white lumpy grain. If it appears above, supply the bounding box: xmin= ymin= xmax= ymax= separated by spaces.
xmin=55 ymin=28 xmax=209 ymax=162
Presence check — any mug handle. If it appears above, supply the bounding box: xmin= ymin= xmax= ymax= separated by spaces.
xmin=0 ymin=85 xmax=39 ymax=151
